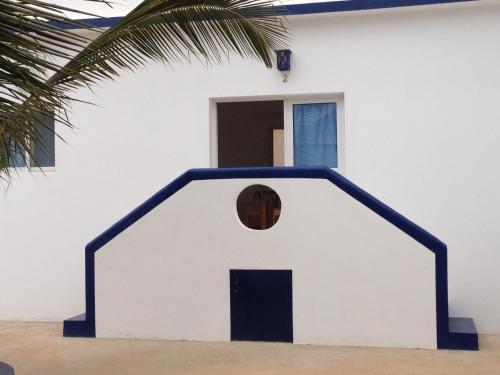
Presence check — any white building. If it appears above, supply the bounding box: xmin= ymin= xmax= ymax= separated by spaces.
xmin=1 ymin=0 xmax=499 ymax=347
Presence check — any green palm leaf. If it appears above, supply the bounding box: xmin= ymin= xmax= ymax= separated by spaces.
xmin=0 ymin=0 xmax=289 ymax=179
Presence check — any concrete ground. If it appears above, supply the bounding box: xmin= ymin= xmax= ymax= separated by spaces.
xmin=1 ymin=321 xmax=499 ymax=375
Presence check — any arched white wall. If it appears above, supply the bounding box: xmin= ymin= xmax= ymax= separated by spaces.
xmin=95 ymin=178 xmax=436 ymax=348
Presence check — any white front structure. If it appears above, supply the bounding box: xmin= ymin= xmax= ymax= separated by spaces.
xmin=94 ymin=177 xmax=437 ymax=349
xmin=1 ymin=0 xmax=500 ymax=335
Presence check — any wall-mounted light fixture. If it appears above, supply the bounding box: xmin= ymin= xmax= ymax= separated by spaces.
xmin=275 ymin=49 xmax=291 ymax=71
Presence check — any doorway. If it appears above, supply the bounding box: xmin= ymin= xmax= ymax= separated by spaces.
xmin=230 ymin=270 xmax=293 ymax=342
xmin=217 ymin=101 xmax=284 ymax=168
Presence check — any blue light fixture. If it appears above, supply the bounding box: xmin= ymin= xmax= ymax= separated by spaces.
xmin=276 ymin=49 xmax=291 ymax=71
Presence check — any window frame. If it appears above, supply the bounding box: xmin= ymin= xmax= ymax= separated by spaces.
xmin=284 ymin=97 xmax=345 ymax=173
xmin=7 ymin=113 xmax=56 ymax=172
xmin=210 ymin=94 xmax=345 ymax=173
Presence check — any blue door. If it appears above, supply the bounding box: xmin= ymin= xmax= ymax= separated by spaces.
xmin=230 ymin=270 xmax=293 ymax=342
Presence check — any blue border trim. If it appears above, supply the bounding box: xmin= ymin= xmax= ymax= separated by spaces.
xmin=55 ymin=0 xmax=476 ymax=30
xmin=64 ymin=167 xmax=477 ymax=350
xmin=286 ymin=0 xmax=475 ymax=15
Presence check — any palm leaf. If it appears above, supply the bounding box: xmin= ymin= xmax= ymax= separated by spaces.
xmin=0 ymin=0 xmax=289 ymax=180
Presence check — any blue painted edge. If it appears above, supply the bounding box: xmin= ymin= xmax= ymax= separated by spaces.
xmin=53 ymin=0 xmax=477 ymax=30
xmin=286 ymin=0 xmax=475 ymax=15
xmin=63 ymin=167 xmax=477 ymax=350
xmin=446 ymin=317 xmax=479 ymax=350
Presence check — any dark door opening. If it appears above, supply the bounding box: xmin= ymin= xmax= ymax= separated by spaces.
xmin=230 ymin=270 xmax=293 ymax=342
xmin=217 ymin=101 xmax=284 ymax=168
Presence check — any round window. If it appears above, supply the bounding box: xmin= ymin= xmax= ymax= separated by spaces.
xmin=237 ymin=185 xmax=281 ymax=230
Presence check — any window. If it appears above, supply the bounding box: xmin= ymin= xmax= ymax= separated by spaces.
xmin=237 ymin=185 xmax=281 ymax=230
xmin=7 ymin=137 xmax=26 ymax=167
xmin=212 ymin=96 xmax=343 ymax=170
xmin=31 ymin=111 xmax=55 ymax=168
xmin=293 ymin=102 xmax=337 ymax=168
xmin=7 ymin=112 xmax=55 ymax=169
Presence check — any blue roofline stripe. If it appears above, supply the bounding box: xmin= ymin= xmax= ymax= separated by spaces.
xmin=86 ymin=167 xmax=446 ymax=254
xmin=286 ymin=0 xmax=476 ymax=15
xmin=54 ymin=0 xmax=477 ymax=30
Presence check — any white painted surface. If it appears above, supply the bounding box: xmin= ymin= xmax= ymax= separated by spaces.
xmin=1 ymin=0 xmax=500 ymax=334
xmin=95 ymin=178 xmax=437 ymax=348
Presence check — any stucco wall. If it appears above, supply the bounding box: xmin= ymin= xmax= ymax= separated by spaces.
xmin=95 ymin=178 xmax=437 ymax=348
xmin=1 ymin=0 xmax=500 ymax=334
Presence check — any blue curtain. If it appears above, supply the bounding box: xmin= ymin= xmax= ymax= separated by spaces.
xmin=8 ymin=138 xmax=26 ymax=167
xmin=293 ymin=103 xmax=337 ymax=167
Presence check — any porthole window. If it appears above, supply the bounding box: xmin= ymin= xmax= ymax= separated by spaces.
xmin=237 ymin=185 xmax=281 ymax=230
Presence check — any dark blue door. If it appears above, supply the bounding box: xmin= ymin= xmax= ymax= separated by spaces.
xmin=230 ymin=270 xmax=293 ymax=342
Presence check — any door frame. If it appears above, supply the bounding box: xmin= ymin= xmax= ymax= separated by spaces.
xmin=209 ymin=93 xmax=345 ymax=173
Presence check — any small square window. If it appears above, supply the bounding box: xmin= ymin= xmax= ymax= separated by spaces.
xmin=6 ymin=112 xmax=55 ymax=169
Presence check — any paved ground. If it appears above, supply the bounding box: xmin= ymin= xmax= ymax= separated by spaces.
xmin=1 ymin=321 xmax=499 ymax=375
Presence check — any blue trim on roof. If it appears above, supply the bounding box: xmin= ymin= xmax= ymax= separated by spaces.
xmin=63 ymin=167 xmax=477 ymax=350
xmin=286 ymin=0 xmax=475 ymax=15
xmin=56 ymin=0 xmax=477 ymax=30
xmin=61 ymin=16 xmax=123 ymax=30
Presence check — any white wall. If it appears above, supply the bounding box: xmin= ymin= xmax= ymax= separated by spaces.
xmin=95 ymin=178 xmax=437 ymax=349
xmin=1 ymin=0 xmax=500 ymax=334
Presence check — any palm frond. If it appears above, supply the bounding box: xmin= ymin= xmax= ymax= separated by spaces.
xmin=0 ymin=0 xmax=289 ymax=180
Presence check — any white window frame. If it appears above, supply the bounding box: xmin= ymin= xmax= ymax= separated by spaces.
xmin=7 ymin=152 xmax=56 ymax=173
xmin=210 ymin=93 xmax=345 ymax=173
